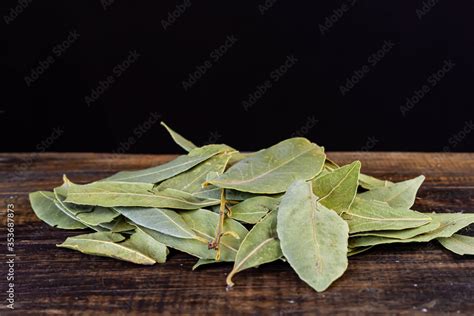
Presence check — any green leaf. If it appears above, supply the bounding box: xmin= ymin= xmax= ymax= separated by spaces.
xmin=277 ymin=180 xmax=349 ymax=292
xmin=53 ymin=187 xmax=107 ymax=232
xmin=156 ymin=153 xmax=231 ymax=193
xmin=54 ymin=176 xmax=72 ymax=197
xmin=192 ymin=186 xmax=222 ymax=200
xmin=161 ymin=121 xmax=197 ymax=152
xmin=226 ymin=210 xmax=282 ymax=286
xmin=405 ymin=213 xmax=474 ymax=241
xmin=229 ymin=196 xmax=280 ymax=224
xmin=358 ymin=175 xmax=425 ymax=209
xmin=105 ymin=144 xmax=229 ymax=183
xmin=350 ymin=220 xmax=441 ymax=240
xmin=192 ymin=183 xmax=268 ymax=202
xmin=347 ymin=246 xmax=373 ymax=257
xmin=180 ymin=208 xmax=249 ymax=253
xmin=192 ymin=259 xmax=218 ymax=270
xmin=53 ymin=176 xmax=99 ymax=218
xmin=359 ymin=173 xmax=393 ymax=190
xmin=141 ymin=227 xmax=213 ymax=260
xmin=225 ymin=189 xmax=264 ymax=201
xmin=65 ymin=181 xmax=219 ymax=210
xmin=312 ymin=161 xmax=361 ymax=214
xmin=161 ymin=121 xmax=245 ymax=165
xmin=57 ymin=230 xmax=168 ymax=265
xmin=140 ymin=209 xmax=248 ymax=261
xmin=437 ymin=234 xmax=474 ymax=255
xmin=29 ymin=191 xmax=86 ymax=229
xmin=323 ymin=157 xmax=339 ymax=171
xmin=113 ymin=206 xmax=196 ymax=239
xmin=227 ymin=152 xmax=249 ymax=166
xmin=349 ymin=213 xmax=474 ymax=248
xmin=197 ymin=164 xmax=275 ymax=201
xmin=128 ymin=226 xmax=169 ymax=263
xmin=209 ymin=138 xmax=326 ymax=194
xmin=54 ymin=179 xmax=95 ymax=216
xmin=160 ymin=122 xmax=244 ymax=166
xmin=76 ymin=206 xmax=120 ymax=226
xmin=343 ymin=198 xmax=432 ymax=234
xmin=99 ymin=216 xmax=136 ymax=233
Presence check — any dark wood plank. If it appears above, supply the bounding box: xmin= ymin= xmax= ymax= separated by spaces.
xmin=1 ymin=152 xmax=473 ymax=315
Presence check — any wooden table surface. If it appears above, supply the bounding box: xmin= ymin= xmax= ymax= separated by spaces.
xmin=1 ymin=152 xmax=473 ymax=315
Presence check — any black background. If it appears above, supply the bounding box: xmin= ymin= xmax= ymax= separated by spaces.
xmin=2 ymin=1 xmax=474 ymax=154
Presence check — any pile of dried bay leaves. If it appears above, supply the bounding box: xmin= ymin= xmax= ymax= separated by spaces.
xmin=29 ymin=122 xmax=474 ymax=292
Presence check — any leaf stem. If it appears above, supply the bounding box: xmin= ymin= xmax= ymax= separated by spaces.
xmin=208 ymin=189 xmax=228 ymax=261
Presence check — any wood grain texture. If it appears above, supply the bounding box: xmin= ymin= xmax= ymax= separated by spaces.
xmin=0 ymin=152 xmax=473 ymax=315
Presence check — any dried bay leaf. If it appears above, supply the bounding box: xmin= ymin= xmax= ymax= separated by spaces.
xmin=58 ymin=232 xmax=126 ymax=258
xmin=314 ymin=169 xmax=331 ymax=179
xmin=192 ymin=185 xmax=221 ymax=200
xmin=141 ymin=209 xmax=248 ymax=261
xmin=65 ymin=181 xmax=219 ymax=210
xmin=57 ymin=230 xmax=168 ymax=265
xmin=29 ymin=191 xmax=86 ymax=229
xmin=112 ymin=220 xmax=136 ymax=233
xmin=105 ymin=144 xmax=230 ymax=183
xmin=99 ymin=216 xmax=136 ymax=233
xmin=53 ymin=185 xmax=108 ymax=232
xmin=350 ymin=220 xmax=441 ymax=240
xmin=347 ymin=246 xmax=373 ymax=257
xmin=403 ymin=213 xmax=474 ymax=241
xmin=358 ymin=173 xmax=393 ymax=190
xmin=312 ymin=161 xmax=361 ymax=214
xmin=193 ymin=172 xmax=266 ymax=202
xmin=127 ymin=226 xmax=169 ymax=263
xmin=54 ymin=179 xmax=95 ymax=216
xmin=225 ymin=189 xmax=264 ymax=201
xmin=113 ymin=206 xmax=196 ymax=239
xmin=229 ymin=196 xmax=280 ymax=224
xmin=325 ymin=160 xmax=390 ymax=191
xmin=156 ymin=153 xmax=231 ymax=193
xmin=277 ymin=180 xmax=349 ymax=292
xmin=323 ymin=157 xmax=339 ymax=171
xmin=349 ymin=213 xmax=474 ymax=248
xmin=29 ymin=131 xmax=474 ymax=292
xmin=192 ymin=186 xmax=266 ymax=202
xmin=343 ymin=198 xmax=432 ymax=234
xmin=209 ymin=138 xmax=326 ymax=194
xmin=437 ymin=234 xmax=474 ymax=255
xmin=161 ymin=121 xmax=197 ymax=152
xmin=142 ymin=227 xmax=215 ymax=260
xmin=226 ymin=210 xmax=282 ymax=286
xmin=227 ymin=152 xmax=249 ymax=166
xmin=180 ymin=208 xmax=249 ymax=251
xmin=54 ymin=176 xmax=99 ymax=218
xmin=76 ymin=206 xmax=120 ymax=226
xmin=192 ymin=259 xmax=218 ymax=270
xmin=161 ymin=121 xmax=246 ymax=166
xmin=358 ymin=175 xmax=425 ymax=209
